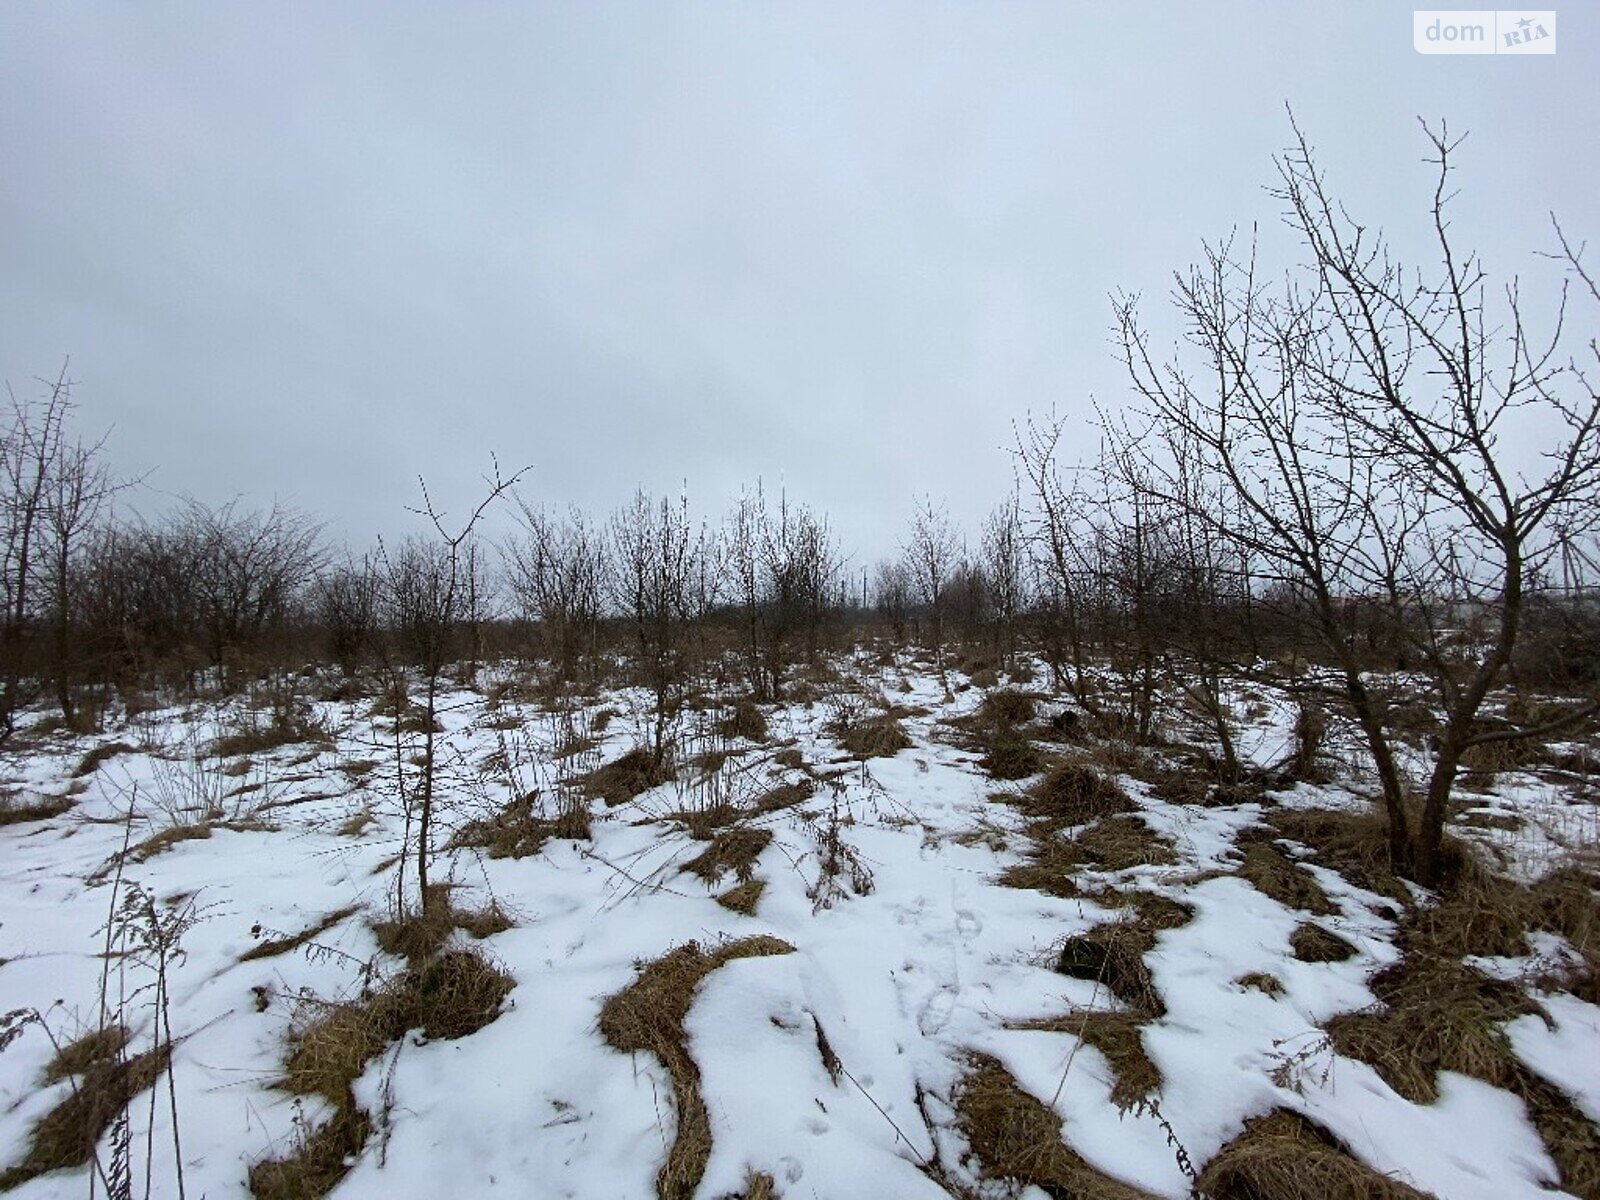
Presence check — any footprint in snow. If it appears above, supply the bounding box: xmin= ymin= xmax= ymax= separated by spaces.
xmin=955 ymin=909 xmax=982 ymax=940
xmin=918 ymin=985 xmax=958 ymax=1035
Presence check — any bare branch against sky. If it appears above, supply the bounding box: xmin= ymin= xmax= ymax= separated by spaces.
xmin=1 ymin=3 xmax=1594 ymax=558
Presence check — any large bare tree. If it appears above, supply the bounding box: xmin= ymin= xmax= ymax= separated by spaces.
xmin=1114 ymin=118 xmax=1600 ymax=883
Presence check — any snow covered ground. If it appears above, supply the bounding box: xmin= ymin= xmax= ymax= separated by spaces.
xmin=0 ymin=656 xmax=1595 ymax=1199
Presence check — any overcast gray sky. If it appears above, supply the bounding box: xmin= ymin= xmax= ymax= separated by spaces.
xmin=2 ymin=2 xmax=1595 ymax=563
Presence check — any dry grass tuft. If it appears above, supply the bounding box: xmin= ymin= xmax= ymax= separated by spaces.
xmin=39 ymin=1026 xmax=128 ymax=1086
xmin=451 ymin=793 xmax=591 ymax=859
xmin=335 ymin=808 xmax=376 ymax=837
xmin=0 ymin=1044 xmax=171 ymax=1190
xmin=721 ymin=701 xmax=769 ymax=742
xmin=979 ymin=729 xmax=1044 ymax=780
xmin=1323 ymin=870 xmax=1600 ymax=1197
xmin=1054 ymin=920 xmax=1165 ymax=1017
xmin=1068 ymin=815 xmax=1177 ymax=871
xmin=453 ymin=900 xmax=515 ymax=940
xmin=1234 ymin=828 xmax=1338 ymax=916
xmin=72 ymin=741 xmax=138 ymax=778
xmin=0 ymin=793 xmax=74 ymax=826
xmin=268 ymin=969 xmax=505 ymax=1191
xmin=599 ymin=937 xmax=795 ymax=1200
xmin=751 ymin=779 xmax=814 ymax=815
xmin=1099 ymin=890 xmax=1196 ymax=930
xmin=669 ymin=801 xmax=742 ymax=840
xmin=953 ymin=1053 xmax=1157 ymax=1200
xmin=1010 ymin=1011 xmax=1161 ymax=1110
xmin=131 ymin=821 xmax=214 ymax=861
xmin=836 ymin=713 xmax=912 ymax=758
xmin=998 ymin=842 xmax=1087 ymax=900
xmin=265 ymin=945 xmax=513 ymax=1196
xmin=1264 ymin=807 xmax=1411 ymax=904
xmin=683 ymin=828 xmax=772 ymax=886
xmin=579 ymin=748 xmax=673 ymax=806
xmin=714 ymin=879 xmax=766 ymax=915
xmin=371 ymin=890 xmax=458 ymax=963
xmin=980 ymin=689 xmax=1038 ymax=726
xmin=1290 ymin=922 xmax=1358 ymax=963
xmin=371 ymin=887 xmax=515 ymax=962
xmin=241 ymin=905 xmax=360 ymax=963
xmin=1237 ymin=971 xmax=1286 ymax=997
xmin=1019 ymin=763 xmax=1135 ymax=829
xmin=248 ymin=1109 xmax=372 ymax=1200
xmin=1196 ymin=1109 xmax=1434 ymax=1199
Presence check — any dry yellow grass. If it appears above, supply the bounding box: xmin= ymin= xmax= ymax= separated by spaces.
xmin=0 ymin=1044 xmax=171 ymax=1190
xmin=954 ymin=1053 xmax=1157 ymax=1200
xmin=683 ymin=828 xmax=772 ymax=886
xmin=241 ymin=905 xmax=360 ymax=963
xmin=714 ymin=880 xmax=766 ymax=915
xmin=598 ymin=937 xmax=794 ymax=1200
xmin=1234 ymin=827 xmax=1339 ymax=916
xmin=1196 ymin=1109 xmax=1435 ymax=1199
xmin=256 ymin=946 xmax=513 ymax=1198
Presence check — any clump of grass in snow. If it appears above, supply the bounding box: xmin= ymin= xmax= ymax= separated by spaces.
xmin=0 ymin=792 xmax=73 ymax=826
xmin=1195 ymin=1108 xmax=1433 ymax=1200
xmin=720 ymin=700 xmax=768 ymax=742
xmin=714 ymin=879 xmax=765 ymax=915
xmin=39 ymin=1025 xmax=128 ymax=1086
xmin=599 ymin=937 xmax=794 ymax=1200
xmin=0 ymin=1044 xmax=172 ymax=1190
xmin=1289 ymin=922 xmax=1358 ymax=963
xmin=954 ymin=1052 xmax=1158 ymax=1200
xmin=578 ymin=747 xmax=673 ymax=806
xmin=980 ymin=728 xmax=1044 ymax=780
xmin=1324 ymin=851 xmax=1600 ymax=1198
xmin=835 ymin=712 xmax=911 ymax=758
xmin=240 ymin=905 xmax=360 ymax=963
xmin=1053 ymin=919 xmax=1166 ymax=1018
xmin=450 ymin=791 xmax=591 ymax=859
xmin=1067 ymin=815 xmax=1177 ymax=870
xmin=1236 ymin=971 xmax=1286 ymax=997
xmin=1263 ymin=807 xmax=1412 ymax=905
xmin=255 ymin=947 xmax=513 ymax=1199
xmin=71 ymin=741 xmax=137 ymax=778
xmin=1015 ymin=763 xmax=1135 ymax=829
xmin=1233 ymin=827 xmax=1339 ymax=916
xmin=1009 ymin=1011 xmax=1162 ymax=1111
xmin=683 ymin=828 xmax=772 ymax=886
xmin=371 ymin=885 xmax=514 ymax=963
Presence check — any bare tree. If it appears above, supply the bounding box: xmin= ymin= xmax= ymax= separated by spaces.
xmin=505 ymin=501 xmax=609 ymax=682
xmin=1015 ymin=412 xmax=1103 ymax=711
xmin=180 ymin=499 xmax=325 ymax=682
xmin=0 ymin=365 xmax=72 ymax=737
xmin=41 ymin=423 xmax=124 ymax=726
xmin=724 ymin=484 xmax=842 ymax=700
xmin=871 ymin=558 xmax=914 ymax=646
xmin=381 ymin=462 xmax=525 ymax=919
xmin=1113 ymin=118 xmax=1600 ymax=883
xmin=981 ymin=495 xmax=1028 ymax=669
xmin=903 ymin=496 xmax=960 ymax=660
xmin=610 ymin=488 xmax=717 ymax=767
xmin=315 ymin=553 xmax=379 ymax=677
